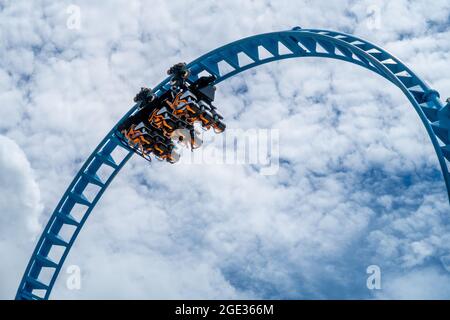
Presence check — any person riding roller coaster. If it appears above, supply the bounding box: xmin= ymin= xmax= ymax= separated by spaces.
xmin=117 ymin=62 xmax=226 ymax=163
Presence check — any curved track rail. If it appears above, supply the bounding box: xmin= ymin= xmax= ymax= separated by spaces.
xmin=16 ymin=27 xmax=450 ymax=300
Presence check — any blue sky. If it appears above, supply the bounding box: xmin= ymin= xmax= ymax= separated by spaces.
xmin=1 ymin=0 xmax=450 ymax=299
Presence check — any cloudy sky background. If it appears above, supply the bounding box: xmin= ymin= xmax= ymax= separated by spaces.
xmin=1 ymin=0 xmax=450 ymax=299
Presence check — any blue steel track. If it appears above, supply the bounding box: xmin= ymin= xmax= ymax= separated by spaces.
xmin=16 ymin=27 xmax=450 ymax=300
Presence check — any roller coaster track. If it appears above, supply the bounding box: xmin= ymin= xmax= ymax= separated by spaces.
xmin=16 ymin=27 xmax=450 ymax=300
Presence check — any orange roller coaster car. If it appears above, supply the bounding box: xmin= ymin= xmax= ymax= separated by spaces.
xmin=117 ymin=62 xmax=226 ymax=163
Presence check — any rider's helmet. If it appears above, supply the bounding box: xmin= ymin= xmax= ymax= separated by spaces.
xmin=167 ymin=62 xmax=190 ymax=89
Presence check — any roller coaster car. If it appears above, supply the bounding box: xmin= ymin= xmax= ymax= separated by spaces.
xmin=116 ymin=63 xmax=226 ymax=163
